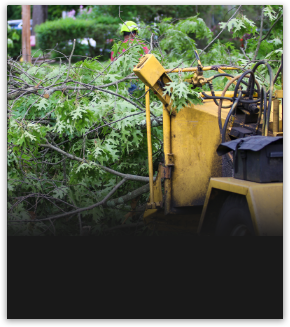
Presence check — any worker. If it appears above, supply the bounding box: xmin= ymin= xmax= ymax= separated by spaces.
xmin=111 ymin=21 xmax=149 ymax=94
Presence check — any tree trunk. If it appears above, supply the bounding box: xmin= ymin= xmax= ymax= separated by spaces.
xmin=204 ymin=6 xmax=215 ymax=29
xmin=32 ymin=5 xmax=48 ymax=35
xmin=22 ymin=5 xmax=31 ymax=63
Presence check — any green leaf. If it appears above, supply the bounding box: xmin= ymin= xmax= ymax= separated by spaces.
xmin=70 ymin=106 xmax=87 ymax=120
xmin=36 ymin=98 xmax=48 ymax=111
xmin=270 ymin=38 xmax=282 ymax=46
xmin=174 ymin=82 xmax=189 ymax=99
xmin=24 ymin=131 xmax=36 ymax=142
xmin=52 ymin=186 xmax=69 ymax=199
xmin=7 ymin=38 xmax=13 ymax=48
xmin=220 ymin=18 xmax=245 ymax=32
xmin=264 ymin=5 xmax=278 ymax=21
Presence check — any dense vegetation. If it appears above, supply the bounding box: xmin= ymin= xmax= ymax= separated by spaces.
xmin=7 ymin=5 xmax=283 ymax=235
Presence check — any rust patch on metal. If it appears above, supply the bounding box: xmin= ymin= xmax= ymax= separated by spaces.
xmin=167 ymin=153 xmax=174 ymax=166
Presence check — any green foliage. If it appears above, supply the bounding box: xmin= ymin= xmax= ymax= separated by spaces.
xmin=77 ymin=6 xmax=121 ymax=24
xmin=7 ymin=26 xmax=22 ymax=59
xmin=217 ymin=5 xmax=283 ymax=66
xmin=219 ymin=15 xmax=257 ymax=38
xmin=7 ymin=5 xmax=23 ymax=20
xmin=263 ymin=5 xmax=282 ymax=22
xmin=139 ymin=15 xmax=212 ymax=62
xmin=35 ymin=18 xmax=119 ymax=60
xmin=92 ymin=4 xmax=213 ymax=24
xmin=163 ymin=78 xmax=202 ymax=113
xmin=8 ymin=48 xmax=159 ymax=234
xmin=7 ymin=8 xmax=283 ymax=235
xmin=47 ymin=5 xmax=82 ymax=21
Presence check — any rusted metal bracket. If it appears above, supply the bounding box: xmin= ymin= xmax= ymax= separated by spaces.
xmin=167 ymin=153 xmax=174 ymax=166
xmin=161 ymin=166 xmax=172 ymax=179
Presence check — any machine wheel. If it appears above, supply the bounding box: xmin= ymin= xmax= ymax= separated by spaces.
xmin=215 ymin=194 xmax=256 ymax=236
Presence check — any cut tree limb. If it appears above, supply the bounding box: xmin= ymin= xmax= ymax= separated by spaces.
xmin=39 ymin=141 xmax=154 ymax=183
xmin=9 ymin=178 xmax=127 ymax=223
xmin=105 ymin=183 xmax=150 ymax=207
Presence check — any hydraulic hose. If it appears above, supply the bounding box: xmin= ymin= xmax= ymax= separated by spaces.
xmin=211 ymin=73 xmax=234 ymax=79
xmin=209 ymin=82 xmax=221 ymax=107
xmin=255 ymin=86 xmax=267 ymax=135
xmin=234 ymin=70 xmax=261 ymax=103
xmin=204 ymin=73 xmax=248 ymax=108
xmin=217 ymin=72 xmax=260 ymax=168
xmin=201 ymin=92 xmax=234 ymax=101
xmin=202 ymin=82 xmax=233 ymax=108
xmin=222 ymin=90 xmax=243 ymax=143
xmin=220 ymin=90 xmax=243 ymax=168
xmin=272 ymin=61 xmax=283 ymax=86
xmin=210 ymin=73 xmax=251 ymax=89
xmin=217 ymin=74 xmax=243 ymax=135
xmin=250 ymin=60 xmax=274 ymax=136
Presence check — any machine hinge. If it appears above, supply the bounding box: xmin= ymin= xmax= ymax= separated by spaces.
xmin=161 ymin=166 xmax=172 ymax=179
xmin=167 ymin=153 xmax=174 ymax=166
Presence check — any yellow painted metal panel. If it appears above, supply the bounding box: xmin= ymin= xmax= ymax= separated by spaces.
xmin=274 ymin=90 xmax=283 ymax=98
xmin=170 ymin=102 xmax=223 ymax=207
xmin=152 ymin=165 xmax=163 ymax=204
xmin=145 ymin=86 xmax=154 ymax=204
xmin=206 ymin=177 xmax=251 ymax=195
xmin=133 ymin=54 xmax=166 ymax=87
xmin=196 ymin=99 xmax=230 ymax=120
xmin=133 ymin=54 xmax=173 ymax=107
xmin=246 ymin=186 xmax=283 ymax=236
xmin=268 ymin=100 xmax=283 ymax=132
xmin=163 ymin=104 xmax=172 ymax=214
xmin=198 ymin=177 xmax=283 ymax=236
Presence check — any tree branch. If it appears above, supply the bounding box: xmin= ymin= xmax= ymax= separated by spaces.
xmin=253 ymin=5 xmax=264 ymax=61
xmin=66 ymin=39 xmax=76 ymax=81
xmin=39 ymin=141 xmax=154 ymax=183
xmin=190 ymin=5 xmax=242 ymax=66
xmin=105 ymin=183 xmax=150 ymax=207
xmin=260 ymin=13 xmax=283 ymax=43
xmin=240 ymin=47 xmax=250 ymax=61
xmin=9 ymin=178 xmax=127 ymax=223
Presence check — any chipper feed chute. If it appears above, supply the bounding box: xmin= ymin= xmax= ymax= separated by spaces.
xmin=133 ymin=54 xmax=283 ymax=235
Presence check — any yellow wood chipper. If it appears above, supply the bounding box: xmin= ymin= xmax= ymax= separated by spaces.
xmin=133 ymin=53 xmax=283 ymax=236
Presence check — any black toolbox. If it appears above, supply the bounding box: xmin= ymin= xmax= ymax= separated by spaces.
xmin=217 ymin=136 xmax=283 ymax=183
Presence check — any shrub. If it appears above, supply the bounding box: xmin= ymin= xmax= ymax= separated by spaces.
xmin=7 ymin=27 xmax=22 ymax=60
xmin=35 ymin=18 xmax=119 ymax=60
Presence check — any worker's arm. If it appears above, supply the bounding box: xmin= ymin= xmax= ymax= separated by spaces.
xmin=111 ymin=51 xmax=115 ymax=62
xmin=143 ymin=45 xmax=149 ymax=54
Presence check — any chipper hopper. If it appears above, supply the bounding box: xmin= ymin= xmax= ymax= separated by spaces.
xmin=133 ymin=53 xmax=283 ymax=236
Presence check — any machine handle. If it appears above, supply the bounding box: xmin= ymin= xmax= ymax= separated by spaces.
xmin=194 ymin=50 xmax=200 ymax=62
xmin=268 ymin=152 xmax=283 ymax=158
xmin=194 ymin=50 xmax=203 ymax=70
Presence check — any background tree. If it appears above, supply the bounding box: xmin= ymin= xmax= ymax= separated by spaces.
xmin=7 ymin=5 xmax=25 ymax=20
xmin=32 ymin=5 xmax=48 ymax=36
xmin=7 ymin=5 xmax=84 ymax=21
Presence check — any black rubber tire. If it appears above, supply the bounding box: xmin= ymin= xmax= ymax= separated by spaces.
xmin=215 ymin=194 xmax=256 ymax=236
